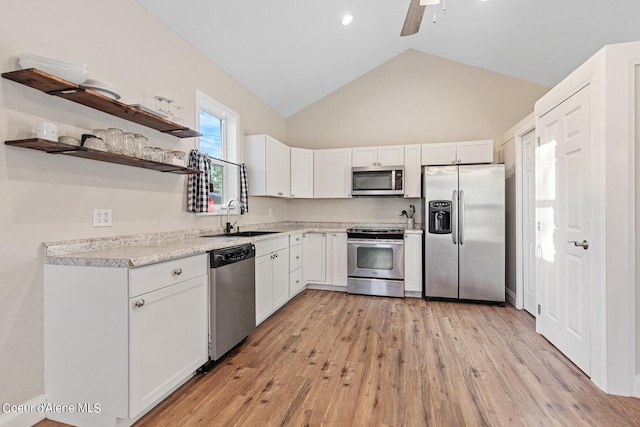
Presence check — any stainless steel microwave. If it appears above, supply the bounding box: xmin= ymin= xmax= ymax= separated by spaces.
xmin=351 ymin=166 xmax=404 ymax=197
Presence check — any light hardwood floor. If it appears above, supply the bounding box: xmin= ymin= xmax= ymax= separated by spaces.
xmin=38 ymin=290 xmax=640 ymax=426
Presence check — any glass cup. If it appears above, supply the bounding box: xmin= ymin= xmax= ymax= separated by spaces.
xmin=153 ymin=147 xmax=167 ymax=162
xmin=142 ymin=146 xmax=155 ymax=161
xmin=133 ymin=134 xmax=147 ymax=158
xmin=106 ymin=128 xmax=123 ymax=154
xmin=122 ymin=132 xmax=136 ymax=156
xmin=93 ymin=129 xmax=107 ymax=143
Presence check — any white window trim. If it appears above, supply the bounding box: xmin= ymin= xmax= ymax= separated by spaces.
xmin=194 ymin=90 xmax=241 ymax=216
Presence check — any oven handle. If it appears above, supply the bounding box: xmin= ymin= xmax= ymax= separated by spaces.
xmin=347 ymin=239 xmax=404 ymax=245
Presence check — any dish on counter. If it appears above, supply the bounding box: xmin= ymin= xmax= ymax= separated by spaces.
xmin=18 ymin=53 xmax=89 ymax=85
xmin=81 ymin=78 xmax=121 ymax=100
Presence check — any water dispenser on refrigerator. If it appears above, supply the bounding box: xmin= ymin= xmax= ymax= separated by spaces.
xmin=428 ymin=200 xmax=452 ymax=234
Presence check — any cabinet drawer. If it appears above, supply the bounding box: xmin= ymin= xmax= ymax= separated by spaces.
xmin=289 ymin=244 xmax=303 ymax=271
xmin=255 ymin=236 xmax=289 ymax=257
xmin=289 ymin=268 xmax=304 ymax=298
xmin=289 ymin=233 xmax=303 ymax=246
xmin=129 ymin=254 xmax=207 ymax=297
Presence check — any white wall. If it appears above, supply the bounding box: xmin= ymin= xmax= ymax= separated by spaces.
xmin=0 ymin=0 xmax=287 ymax=409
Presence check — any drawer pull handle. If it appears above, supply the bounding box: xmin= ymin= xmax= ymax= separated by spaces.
xmin=135 ymin=299 xmax=145 ymax=308
xmin=296 ymin=256 xmax=300 ymax=260
xmin=173 ymin=268 xmax=183 ymax=276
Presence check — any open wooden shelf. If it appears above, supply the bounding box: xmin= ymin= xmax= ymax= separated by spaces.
xmin=2 ymin=68 xmax=201 ymax=138
xmin=5 ymin=138 xmax=201 ymax=175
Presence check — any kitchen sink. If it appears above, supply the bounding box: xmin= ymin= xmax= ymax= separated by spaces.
xmin=201 ymin=230 xmax=281 ymax=238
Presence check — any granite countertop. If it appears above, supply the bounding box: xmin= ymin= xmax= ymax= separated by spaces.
xmin=43 ymin=222 xmax=423 ymax=268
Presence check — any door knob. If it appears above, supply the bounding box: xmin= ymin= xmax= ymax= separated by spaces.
xmin=568 ymin=240 xmax=589 ymax=250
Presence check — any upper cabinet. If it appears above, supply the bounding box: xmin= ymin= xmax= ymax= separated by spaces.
xmin=290 ymin=147 xmax=314 ymax=198
xmin=421 ymin=140 xmax=494 ymax=165
xmin=352 ymin=145 xmax=404 ymax=167
xmin=245 ymin=134 xmax=291 ymax=198
xmin=314 ymin=148 xmax=352 ymax=198
xmin=404 ymin=144 xmax=421 ymax=198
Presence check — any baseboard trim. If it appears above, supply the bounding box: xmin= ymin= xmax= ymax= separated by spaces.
xmin=306 ymin=284 xmax=347 ymax=292
xmin=634 ymin=375 xmax=640 ymax=398
xmin=505 ymin=288 xmax=517 ymax=307
xmin=404 ymin=290 xmax=422 ymax=298
xmin=0 ymin=394 xmax=46 ymax=427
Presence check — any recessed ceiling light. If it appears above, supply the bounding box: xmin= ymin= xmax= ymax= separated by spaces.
xmin=342 ymin=14 xmax=354 ymax=26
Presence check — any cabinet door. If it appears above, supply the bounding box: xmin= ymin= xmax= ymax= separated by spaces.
xmin=404 ymin=144 xmax=422 ymax=198
xmin=272 ymin=248 xmax=290 ymax=310
xmin=290 ymin=147 xmax=314 ymax=198
xmin=266 ymin=136 xmax=291 ymax=197
xmin=330 ymin=232 xmax=348 ymax=287
xmin=303 ymin=233 xmax=326 ymax=283
xmin=129 ymin=275 xmax=208 ymax=418
xmin=404 ymin=234 xmax=423 ymax=294
xmin=255 ymin=254 xmax=272 ymax=326
xmin=352 ymin=146 xmax=378 ymax=167
xmin=457 ymin=140 xmax=494 ymax=164
xmin=377 ymin=145 xmax=404 ymax=166
xmin=421 ymin=142 xmax=457 ymax=165
xmin=314 ymin=149 xmax=352 ymax=198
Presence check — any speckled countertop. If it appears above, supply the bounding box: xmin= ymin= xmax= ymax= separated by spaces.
xmin=43 ymin=222 xmax=423 ymax=268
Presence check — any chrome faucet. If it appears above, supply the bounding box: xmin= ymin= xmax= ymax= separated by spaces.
xmin=225 ymin=198 xmax=241 ymax=234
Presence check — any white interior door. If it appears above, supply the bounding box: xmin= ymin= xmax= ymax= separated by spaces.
xmin=522 ymin=130 xmax=537 ymax=315
xmin=536 ymin=86 xmax=591 ymax=375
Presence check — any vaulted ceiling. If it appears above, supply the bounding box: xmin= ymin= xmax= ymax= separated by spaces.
xmin=137 ymin=0 xmax=640 ymax=118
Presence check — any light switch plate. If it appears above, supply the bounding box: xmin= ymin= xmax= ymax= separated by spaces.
xmin=93 ymin=208 xmax=112 ymax=227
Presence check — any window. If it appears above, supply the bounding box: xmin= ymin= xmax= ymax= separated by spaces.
xmin=196 ymin=90 xmax=240 ymax=215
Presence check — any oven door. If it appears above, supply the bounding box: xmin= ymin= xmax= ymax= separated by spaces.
xmin=347 ymin=239 xmax=404 ymax=280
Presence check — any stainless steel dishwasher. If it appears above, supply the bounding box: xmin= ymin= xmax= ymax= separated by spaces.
xmin=208 ymin=243 xmax=256 ymax=362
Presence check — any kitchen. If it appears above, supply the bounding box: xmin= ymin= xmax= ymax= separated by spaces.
xmin=2 ymin=0 xmax=640 ymax=426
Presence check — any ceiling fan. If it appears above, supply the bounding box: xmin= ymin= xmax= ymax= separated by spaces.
xmin=401 ymin=0 xmax=445 ymax=36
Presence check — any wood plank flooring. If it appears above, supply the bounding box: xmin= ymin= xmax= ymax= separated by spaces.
xmin=38 ymin=289 xmax=640 ymax=426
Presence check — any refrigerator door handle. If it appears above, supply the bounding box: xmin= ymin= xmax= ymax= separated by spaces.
xmin=459 ymin=190 xmax=465 ymax=245
xmin=452 ymin=190 xmax=457 ymax=244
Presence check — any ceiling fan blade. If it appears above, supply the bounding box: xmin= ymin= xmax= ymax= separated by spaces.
xmin=401 ymin=0 xmax=426 ymax=36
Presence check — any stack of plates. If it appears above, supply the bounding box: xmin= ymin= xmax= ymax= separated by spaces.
xmin=18 ymin=53 xmax=89 ymax=84
xmin=81 ymin=78 xmax=121 ymax=100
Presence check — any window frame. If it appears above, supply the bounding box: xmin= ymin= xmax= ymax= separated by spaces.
xmin=194 ymin=90 xmax=240 ymax=216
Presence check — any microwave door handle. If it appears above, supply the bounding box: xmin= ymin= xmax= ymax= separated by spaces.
xmin=452 ymin=190 xmax=457 ymax=244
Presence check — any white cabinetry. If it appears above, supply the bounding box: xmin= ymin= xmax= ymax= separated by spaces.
xmin=289 ymin=233 xmax=305 ymax=297
xmin=254 ymin=236 xmax=289 ymax=325
xmin=314 ymin=148 xmax=352 ymax=198
xmin=404 ymin=233 xmax=423 ymax=297
xmin=44 ymin=254 xmax=208 ymax=426
xmin=404 ymin=144 xmax=422 ymax=198
xmin=290 ymin=147 xmax=314 ymax=198
xmin=303 ymin=232 xmax=326 ymax=283
xmin=303 ymin=232 xmax=347 ymax=288
xmin=352 ymin=145 xmax=404 ymax=167
xmin=421 ymin=140 xmax=493 ymax=165
xmin=245 ymin=134 xmax=291 ymax=197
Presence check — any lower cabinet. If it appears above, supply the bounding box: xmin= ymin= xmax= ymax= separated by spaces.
xmin=289 ymin=233 xmax=305 ymax=297
xmin=255 ymin=236 xmax=289 ymax=325
xmin=43 ymin=254 xmax=208 ymax=427
xmin=303 ymin=232 xmax=347 ymax=288
xmin=404 ymin=233 xmax=423 ymax=297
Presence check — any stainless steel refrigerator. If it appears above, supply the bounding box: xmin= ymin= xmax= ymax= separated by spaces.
xmin=423 ymin=164 xmax=505 ymax=303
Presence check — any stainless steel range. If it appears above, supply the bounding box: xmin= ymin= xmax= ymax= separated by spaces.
xmin=346 ymin=227 xmax=405 ymax=298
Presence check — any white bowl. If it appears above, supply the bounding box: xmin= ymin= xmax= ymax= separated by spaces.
xmin=82 ymin=78 xmax=121 ymax=100
xmin=58 ymin=135 xmax=81 ymax=146
xmin=18 ymin=53 xmax=89 ymax=84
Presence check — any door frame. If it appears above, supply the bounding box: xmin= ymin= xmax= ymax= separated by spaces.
xmin=514 ymin=120 xmax=535 ymax=312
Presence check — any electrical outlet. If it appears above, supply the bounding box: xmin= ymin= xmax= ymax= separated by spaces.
xmin=93 ymin=208 xmax=112 ymax=227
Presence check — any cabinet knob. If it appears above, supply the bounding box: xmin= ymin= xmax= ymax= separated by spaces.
xmin=296 ymin=255 xmax=300 ymax=260
xmin=172 ymin=268 xmax=183 ymax=276
xmin=134 ymin=299 xmax=145 ymax=308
